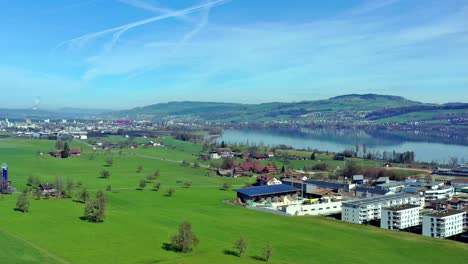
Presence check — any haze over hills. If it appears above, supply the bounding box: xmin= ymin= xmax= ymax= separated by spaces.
xmin=1 ymin=94 xmax=467 ymax=124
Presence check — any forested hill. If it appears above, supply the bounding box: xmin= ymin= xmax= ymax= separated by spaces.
xmin=111 ymin=94 xmax=468 ymax=123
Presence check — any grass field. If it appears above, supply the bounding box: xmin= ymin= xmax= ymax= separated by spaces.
xmin=0 ymin=138 xmax=466 ymax=264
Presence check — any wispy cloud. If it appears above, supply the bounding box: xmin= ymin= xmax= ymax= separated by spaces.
xmin=345 ymin=0 xmax=400 ymax=16
xmin=49 ymin=0 xmax=468 ymax=104
xmin=118 ymin=0 xmax=194 ymax=23
xmin=56 ymin=0 xmax=227 ymax=53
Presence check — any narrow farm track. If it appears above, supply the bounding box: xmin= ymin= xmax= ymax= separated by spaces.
xmin=0 ymin=228 xmax=71 ymax=264
xmin=73 ymin=139 xmax=210 ymax=168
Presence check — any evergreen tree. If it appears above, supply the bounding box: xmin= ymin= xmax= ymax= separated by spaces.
xmin=310 ymin=152 xmax=316 ymax=160
xmin=61 ymin=142 xmax=70 ymax=158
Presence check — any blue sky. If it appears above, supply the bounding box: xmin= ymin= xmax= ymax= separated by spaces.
xmin=0 ymin=0 xmax=467 ymax=109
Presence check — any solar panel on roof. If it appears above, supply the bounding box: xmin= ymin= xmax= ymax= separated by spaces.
xmin=235 ymin=184 xmax=299 ymax=196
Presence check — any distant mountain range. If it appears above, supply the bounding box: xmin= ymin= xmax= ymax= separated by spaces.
xmin=1 ymin=94 xmax=467 ymax=125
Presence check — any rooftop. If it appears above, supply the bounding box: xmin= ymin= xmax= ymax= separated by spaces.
xmin=383 ymin=204 xmax=420 ymax=211
xmin=235 ymin=184 xmax=299 ymax=197
xmin=425 ymin=209 xmax=466 ymax=218
xmin=342 ymin=193 xmax=418 ymax=207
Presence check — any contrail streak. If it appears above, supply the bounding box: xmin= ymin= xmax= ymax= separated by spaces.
xmin=57 ymin=0 xmax=226 ymax=51
xmin=118 ymin=0 xmax=194 ymax=24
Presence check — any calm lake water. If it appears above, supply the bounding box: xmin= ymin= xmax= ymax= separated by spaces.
xmin=214 ymin=128 xmax=468 ymax=163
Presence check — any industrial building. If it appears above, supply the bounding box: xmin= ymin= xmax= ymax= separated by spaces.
xmin=235 ymin=184 xmax=300 ymax=203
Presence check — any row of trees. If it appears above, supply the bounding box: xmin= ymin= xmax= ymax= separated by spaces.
xmin=233 ymin=237 xmax=273 ymax=262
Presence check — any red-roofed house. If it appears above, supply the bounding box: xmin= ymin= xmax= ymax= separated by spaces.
xmin=264 ymin=164 xmax=279 ymax=174
xmin=252 ymin=153 xmax=268 ymax=160
xmin=69 ymin=148 xmax=81 ymax=156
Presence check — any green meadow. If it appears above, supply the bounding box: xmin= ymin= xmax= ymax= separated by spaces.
xmin=0 ymin=138 xmax=466 ymax=264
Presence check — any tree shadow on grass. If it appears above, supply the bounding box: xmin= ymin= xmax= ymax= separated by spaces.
xmin=223 ymin=249 xmax=239 ymax=257
xmin=13 ymin=208 xmax=27 ymax=213
xmin=72 ymin=199 xmax=84 ymax=204
xmin=251 ymin=255 xmax=266 ymax=262
xmin=161 ymin=243 xmax=178 ymax=252
xmin=78 ymin=216 xmax=103 ymax=223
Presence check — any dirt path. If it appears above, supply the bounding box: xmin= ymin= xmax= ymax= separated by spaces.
xmin=384 ymin=167 xmax=432 ymax=173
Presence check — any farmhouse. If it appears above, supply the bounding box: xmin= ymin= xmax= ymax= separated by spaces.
xmin=49 ymin=147 xmax=81 ymax=158
xmin=235 ymin=184 xmax=300 ymax=203
xmin=38 ymin=183 xmax=56 ymax=195
xmin=69 ymin=147 xmax=81 ymax=156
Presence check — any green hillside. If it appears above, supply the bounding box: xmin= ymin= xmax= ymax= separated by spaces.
xmin=114 ymin=94 xmax=426 ymax=121
xmin=0 ymin=137 xmax=467 ymax=264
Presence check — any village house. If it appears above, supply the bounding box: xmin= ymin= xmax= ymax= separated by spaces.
xmin=448 ymin=198 xmax=468 ymax=210
xmin=69 ymin=147 xmax=81 ymax=156
xmin=49 ymin=147 xmax=81 ymax=158
xmin=375 ymin=177 xmax=390 ymax=185
xmin=252 ymin=153 xmax=268 ymax=160
xmin=209 ymin=151 xmax=220 ymax=160
xmin=231 ymin=161 xmax=279 ymax=176
xmin=256 ymin=174 xmax=282 ymax=186
xmin=352 ymin=175 xmax=366 ymax=185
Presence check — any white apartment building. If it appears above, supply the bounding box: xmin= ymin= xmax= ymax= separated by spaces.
xmin=424 ymin=186 xmax=454 ymax=201
xmin=381 ymin=204 xmax=420 ymax=230
xmin=422 ymin=210 xmax=466 ymax=238
xmin=342 ymin=193 xmax=423 ymax=224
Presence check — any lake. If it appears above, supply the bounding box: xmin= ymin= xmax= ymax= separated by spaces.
xmin=213 ymin=128 xmax=468 ymax=163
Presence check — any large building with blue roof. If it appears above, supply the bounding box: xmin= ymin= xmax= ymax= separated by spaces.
xmin=235 ymin=184 xmax=300 ymax=202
